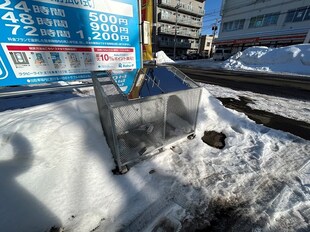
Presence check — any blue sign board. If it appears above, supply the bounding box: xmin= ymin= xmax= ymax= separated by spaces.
xmin=111 ymin=69 xmax=138 ymax=94
xmin=0 ymin=0 xmax=142 ymax=89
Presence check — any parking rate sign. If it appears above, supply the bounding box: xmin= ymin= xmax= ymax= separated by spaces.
xmin=0 ymin=0 xmax=142 ymax=88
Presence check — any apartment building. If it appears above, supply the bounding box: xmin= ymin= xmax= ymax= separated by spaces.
xmin=154 ymin=0 xmax=205 ymax=58
xmin=198 ymin=35 xmax=216 ymax=57
xmin=215 ymin=0 xmax=310 ymax=53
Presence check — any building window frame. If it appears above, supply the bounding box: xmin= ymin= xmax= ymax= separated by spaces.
xmin=222 ymin=19 xmax=245 ymax=32
xmin=285 ymin=6 xmax=310 ymax=23
xmin=249 ymin=12 xmax=280 ymax=28
xmin=305 ymin=7 xmax=310 ymax=20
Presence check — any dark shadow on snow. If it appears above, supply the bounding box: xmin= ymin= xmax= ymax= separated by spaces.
xmin=0 ymin=133 xmax=61 ymax=231
xmin=0 ymin=91 xmax=79 ymax=112
xmin=218 ymin=96 xmax=310 ymax=140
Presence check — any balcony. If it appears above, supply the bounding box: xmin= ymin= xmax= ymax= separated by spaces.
xmin=158 ymin=26 xmax=200 ymax=39
xmin=158 ymin=0 xmax=205 ymax=16
xmin=158 ymin=27 xmax=175 ymax=36
xmin=178 ymin=4 xmax=205 ymax=17
xmin=158 ymin=12 xmax=203 ymax=28
xmin=178 ymin=18 xmax=202 ymax=28
xmin=158 ymin=40 xmax=191 ymax=49
xmin=160 ymin=17 xmax=202 ymax=28
xmin=157 ymin=0 xmax=175 ymax=9
xmin=198 ymin=9 xmax=205 ymax=16
xmin=190 ymin=43 xmax=199 ymax=49
xmin=158 ymin=12 xmax=176 ymax=23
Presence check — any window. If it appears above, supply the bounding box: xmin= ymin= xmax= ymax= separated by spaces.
xmin=263 ymin=13 xmax=280 ymax=26
xmin=188 ymin=2 xmax=192 ymax=10
xmin=238 ymin=19 xmax=245 ymax=29
xmin=285 ymin=10 xmax=295 ymax=22
xmin=293 ymin=7 xmax=307 ymax=22
xmin=232 ymin=20 xmax=239 ymax=30
xmin=249 ymin=13 xmax=279 ymax=28
xmin=206 ymin=42 xmax=210 ymax=46
xmin=255 ymin=15 xmax=264 ymax=27
xmin=285 ymin=6 xmax=310 ymax=22
xmin=305 ymin=8 xmax=310 ymax=20
xmin=222 ymin=19 xmax=245 ymax=32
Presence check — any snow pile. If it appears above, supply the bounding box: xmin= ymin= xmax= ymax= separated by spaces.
xmin=0 ymin=88 xmax=309 ymax=231
xmin=223 ymin=44 xmax=310 ymax=75
xmin=204 ymin=83 xmax=310 ymax=124
xmin=155 ymin=50 xmax=174 ymax=64
xmin=155 ymin=44 xmax=310 ymax=76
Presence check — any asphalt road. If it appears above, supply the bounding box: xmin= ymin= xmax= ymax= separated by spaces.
xmin=177 ymin=67 xmax=310 ymax=100
xmin=175 ymin=66 xmax=310 ymax=140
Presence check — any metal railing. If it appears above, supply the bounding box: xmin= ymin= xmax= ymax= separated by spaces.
xmin=158 ymin=40 xmax=191 ymax=48
xmin=158 ymin=0 xmax=205 ymax=16
xmin=158 ymin=27 xmax=200 ymax=38
xmin=158 ymin=13 xmax=202 ymax=28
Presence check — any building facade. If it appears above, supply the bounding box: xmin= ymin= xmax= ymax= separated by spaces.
xmin=215 ymin=0 xmax=310 ymax=53
xmin=154 ymin=0 xmax=205 ymax=59
xmin=198 ymin=35 xmax=216 ymax=58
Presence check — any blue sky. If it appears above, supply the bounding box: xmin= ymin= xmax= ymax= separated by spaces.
xmin=201 ymin=0 xmax=222 ymax=35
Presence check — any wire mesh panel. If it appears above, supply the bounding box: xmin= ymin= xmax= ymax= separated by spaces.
xmin=92 ymin=75 xmax=125 ymax=168
xmin=165 ymin=89 xmax=201 ymax=143
xmin=92 ymin=69 xmax=202 ymax=171
xmin=112 ymin=98 xmax=165 ymax=165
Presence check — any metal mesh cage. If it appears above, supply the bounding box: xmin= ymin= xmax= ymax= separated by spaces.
xmin=92 ymin=68 xmax=202 ymax=171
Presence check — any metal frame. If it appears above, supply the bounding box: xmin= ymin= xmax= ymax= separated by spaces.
xmin=92 ymin=69 xmax=202 ymax=172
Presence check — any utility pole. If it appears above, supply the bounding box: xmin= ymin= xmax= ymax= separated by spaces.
xmin=173 ymin=1 xmax=181 ymax=60
xmin=210 ymin=19 xmax=218 ymax=57
xmin=152 ymin=0 xmax=158 ymax=59
xmin=304 ymin=29 xmax=310 ymax=43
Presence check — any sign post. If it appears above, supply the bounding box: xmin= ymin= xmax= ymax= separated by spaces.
xmin=0 ymin=0 xmax=142 ymax=89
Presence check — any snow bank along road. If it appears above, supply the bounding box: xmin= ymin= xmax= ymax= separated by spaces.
xmin=177 ymin=67 xmax=310 ymax=140
xmin=177 ymin=67 xmax=310 ymax=100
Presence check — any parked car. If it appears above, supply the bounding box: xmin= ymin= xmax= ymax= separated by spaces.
xmin=186 ymin=53 xmax=202 ymax=60
xmin=213 ymin=49 xmax=232 ymax=61
xmin=180 ymin=54 xmax=188 ymax=60
xmin=174 ymin=56 xmax=181 ymax=60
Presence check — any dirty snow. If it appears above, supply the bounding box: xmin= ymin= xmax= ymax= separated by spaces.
xmin=0 ymin=45 xmax=310 ymax=231
xmin=203 ymin=83 xmax=310 ymax=124
xmin=0 ymin=86 xmax=309 ymax=232
xmin=162 ymin=44 xmax=310 ymax=76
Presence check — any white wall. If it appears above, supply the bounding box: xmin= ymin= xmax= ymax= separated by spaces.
xmin=219 ymin=0 xmax=310 ymax=41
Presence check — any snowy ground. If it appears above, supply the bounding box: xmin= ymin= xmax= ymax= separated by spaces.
xmin=0 ymin=84 xmax=309 ymax=232
xmin=203 ymin=84 xmax=310 ymax=124
xmin=161 ymin=44 xmax=310 ymax=76
xmin=0 ymin=44 xmax=309 ymax=231
xmin=158 ymin=45 xmax=310 ymax=125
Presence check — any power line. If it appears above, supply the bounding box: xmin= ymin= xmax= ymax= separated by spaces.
xmin=203 ymin=10 xmax=221 ymax=16
xmin=202 ymin=17 xmax=219 ymax=22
